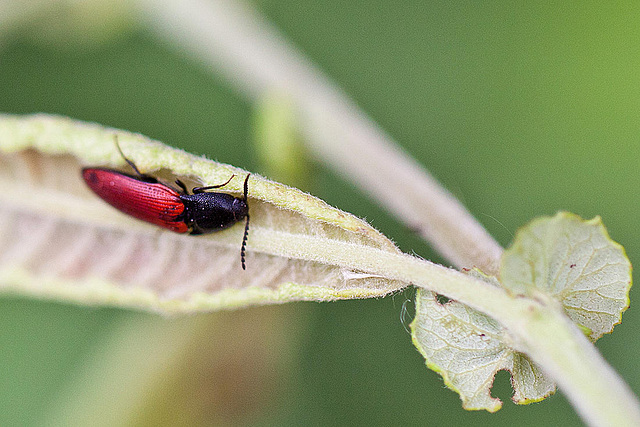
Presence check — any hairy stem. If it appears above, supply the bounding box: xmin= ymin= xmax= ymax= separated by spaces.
xmin=254 ymin=228 xmax=640 ymax=426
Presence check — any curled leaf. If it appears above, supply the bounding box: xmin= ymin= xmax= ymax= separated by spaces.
xmin=0 ymin=114 xmax=406 ymax=313
xmin=501 ymin=212 xmax=632 ymax=340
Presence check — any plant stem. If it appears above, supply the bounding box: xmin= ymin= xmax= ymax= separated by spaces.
xmin=132 ymin=1 xmax=639 ymax=424
xmin=515 ymin=299 xmax=640 ymax=427
xmin=135 ymin=0 xmax=503 ymax=275
xmin=251 ymin=229 xmax=640 ymax=426
xmin=0 ymin=0 xmax=51 ymax=44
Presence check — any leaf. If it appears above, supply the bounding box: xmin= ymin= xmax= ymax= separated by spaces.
xmin=411 ymin=271 xmax=555 ymax=412
xmin=500 ymin=211 xmax=632 ymax=340
xmin=0 ymin=113 xmax=406 ymax=313
xmin=411 ymin=213 xmax=631 ymax=411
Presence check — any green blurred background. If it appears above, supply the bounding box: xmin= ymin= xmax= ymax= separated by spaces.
xmin=1 ymin=1 xmax=639 ymax=425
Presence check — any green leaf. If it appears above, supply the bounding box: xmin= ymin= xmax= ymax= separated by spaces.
xmin=0 ymin=114 xmax=405 ymax=313
xmin=501 ymin=211 xmax=632 ymax=341
xmin=411 ymin=271 xmax=555 ymax=412
xmin=412 ymin=213 xmax=632 ymax=411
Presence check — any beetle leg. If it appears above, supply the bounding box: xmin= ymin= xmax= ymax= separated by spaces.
xmin=175 ymin=179 xmax=189 ymax=194
xmin=192 ymin=174 xmax=235 ymax=193
xmin=114 ymin=135 xmax=145 ymax=177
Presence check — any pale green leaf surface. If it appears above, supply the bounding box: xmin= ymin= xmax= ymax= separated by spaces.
xmin=0 ymin=114 xmax=406 ymax=313
xmin=412 ymin=213 xmax=631 ymax=411
xmin=501 ymin=211 xmax=632 ymax=340
xmin=411 ymin=271 xmax=555 ymax=412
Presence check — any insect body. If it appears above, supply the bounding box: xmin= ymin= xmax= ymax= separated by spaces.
xmin=82 ymin=144 xmax=250 ymax=269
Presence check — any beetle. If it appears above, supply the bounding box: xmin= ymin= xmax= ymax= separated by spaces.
xmin=82 ymin=140 xmax=250 ymax=269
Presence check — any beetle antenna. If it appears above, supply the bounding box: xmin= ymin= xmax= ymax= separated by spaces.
xmin=241 ymin=214 xmax=249 ymax=270
xmin=243 ymin=174 xmax=250 ymax=203
xmin=114 ymin=135 xmax=144 ymax=177
xmin=241 ymin=174 xmax=250 ymax=270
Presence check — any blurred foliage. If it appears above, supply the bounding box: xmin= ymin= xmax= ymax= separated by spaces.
xmin=1 ymin=1 xmax=640 ymax=426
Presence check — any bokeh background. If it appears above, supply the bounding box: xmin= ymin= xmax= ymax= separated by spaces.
xmin=1 ymin=1 xmax=639 ymax=425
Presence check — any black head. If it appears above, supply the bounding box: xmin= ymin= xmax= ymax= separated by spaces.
xmin=231 ymin=196 xmax=249 ymax=220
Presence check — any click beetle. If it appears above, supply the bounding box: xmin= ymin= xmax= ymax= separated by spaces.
xmin=82 ymin=140 xmax=250 ymax=269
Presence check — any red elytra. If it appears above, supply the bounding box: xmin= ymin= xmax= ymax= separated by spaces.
xmin=82 ymin=168 xmax=189 ymax=233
